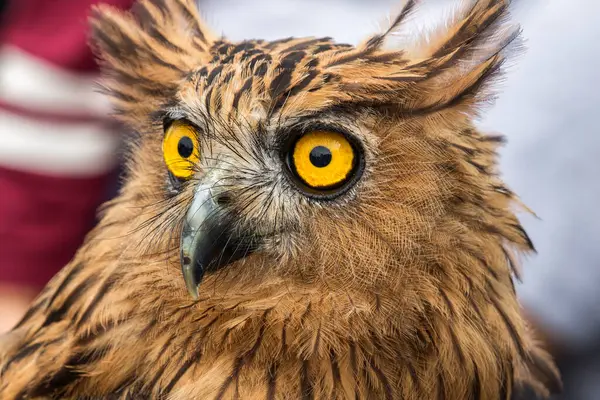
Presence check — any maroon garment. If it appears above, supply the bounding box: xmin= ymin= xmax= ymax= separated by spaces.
xmin=0 ymin=166 xmax=114 ymax=287
xmin=0 ymin=0 xmax=135 ymax=289
xmin=0 ymin=0 xmax=135 ymax=72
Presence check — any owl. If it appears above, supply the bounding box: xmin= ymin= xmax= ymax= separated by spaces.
xmin=0 ymin=0 xmax=561 ymax=398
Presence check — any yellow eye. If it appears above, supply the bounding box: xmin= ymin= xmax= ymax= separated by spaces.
xmin=162 ymin=121 xmax=200 ymax=179
xmin=291 ymin=130 xmax=356 ymax=189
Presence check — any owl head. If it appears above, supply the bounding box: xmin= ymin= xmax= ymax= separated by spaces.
xmin=88 ymin=0 xmax=558 ymax=396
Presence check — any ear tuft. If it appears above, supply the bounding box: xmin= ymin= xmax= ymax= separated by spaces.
xmin=322 ymin=0 xmax=522 ymax=119
xmin=401 ymin=0 xmax=524 ymax=116
xmin=89 ymin=0 xmax=215 ymax=130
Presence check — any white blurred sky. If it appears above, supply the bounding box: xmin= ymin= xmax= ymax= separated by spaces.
xmin=198 ymin=0 xmax=600 ymax=347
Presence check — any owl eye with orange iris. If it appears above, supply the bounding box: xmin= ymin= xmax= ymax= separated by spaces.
xmin=285 ymin=129 xmax=364 ymax=198
xmin=162 ymin=121 xmax=201 ymax=180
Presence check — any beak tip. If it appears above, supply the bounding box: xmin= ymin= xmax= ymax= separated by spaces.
xmin=181 ymin=256 xmax=203 ymax=300
xmin=188 ymin=286 xmax=200 ymax=300
xmin=183 ymin=271 xmax=201 ymax=300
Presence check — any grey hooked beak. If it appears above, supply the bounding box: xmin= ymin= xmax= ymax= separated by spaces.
xmin=180 ymin=184 xmax=257 ymax=299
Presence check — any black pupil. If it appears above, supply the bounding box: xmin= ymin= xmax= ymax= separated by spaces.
xmin=309 ymin=146 xmax=332 ymax=168
xmin=177 ymin=136 xmax=194 ymax=158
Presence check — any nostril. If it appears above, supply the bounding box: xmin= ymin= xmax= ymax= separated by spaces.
xmin=215 ymin=193 xmax=232 ymax=207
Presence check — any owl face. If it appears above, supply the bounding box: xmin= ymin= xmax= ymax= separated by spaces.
xmin=91 ymin=0 xmax=531 ymax=302
xmin=156 ymin=52 xmax=386 ymax=297
xmin=161 ymin=48 xmax=386 ymax=296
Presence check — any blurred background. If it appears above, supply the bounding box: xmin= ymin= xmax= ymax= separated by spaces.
xmin=0 ymin=0 xmax=598 ymax=398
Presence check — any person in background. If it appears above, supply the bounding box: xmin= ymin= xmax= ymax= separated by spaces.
xmin=0 ymin=0 xmax=135 ymax=332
